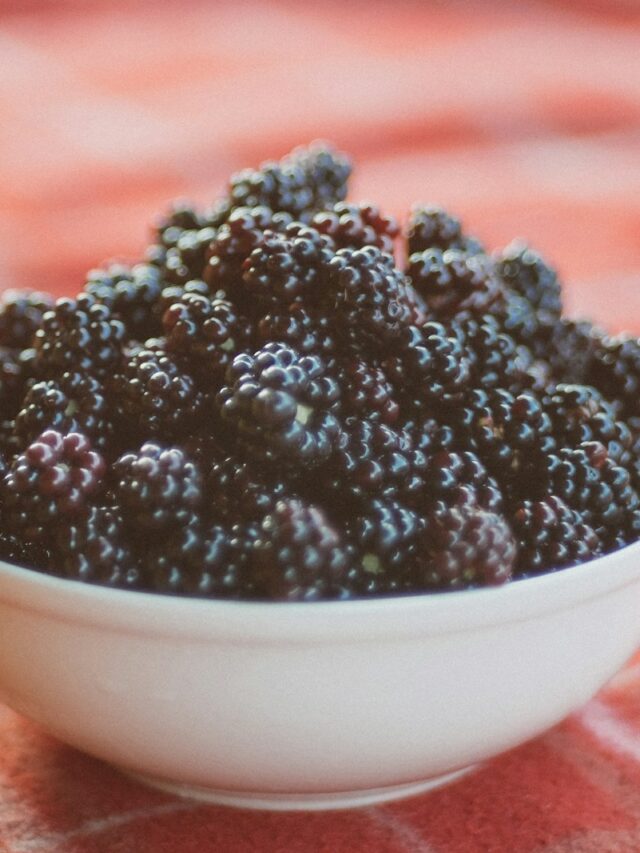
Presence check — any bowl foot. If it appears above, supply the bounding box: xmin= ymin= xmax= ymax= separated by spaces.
xmin=122 ymin=764 xmax=478 ymax=811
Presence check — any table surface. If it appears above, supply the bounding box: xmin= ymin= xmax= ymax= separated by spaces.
xmin=2 ymin=0 xmax=640 ymax=850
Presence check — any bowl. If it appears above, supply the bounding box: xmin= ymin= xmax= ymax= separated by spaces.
xmin=1 ymin=543 xmax=640 ymax=812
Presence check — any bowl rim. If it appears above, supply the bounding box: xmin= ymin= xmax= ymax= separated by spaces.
xmin=1 ymin=539 xmax=640 ymax=644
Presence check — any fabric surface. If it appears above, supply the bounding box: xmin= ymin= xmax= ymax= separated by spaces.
xmin=1 ymin=0 xmax=640 ymax=850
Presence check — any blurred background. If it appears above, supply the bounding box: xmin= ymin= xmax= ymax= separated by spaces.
xmin=1 ymin=0 xmax=640 ymax=330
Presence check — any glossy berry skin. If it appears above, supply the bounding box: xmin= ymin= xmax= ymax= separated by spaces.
xmin=0 ymin=289 xmax=54 ymax=349
xmin=3 ymin=431 xmax=106 ymax=540
xmin=251 ymin=499 xmax=353 ymax=600
xmin=511 ymin=496 xmax=601 ymax=577
xmin=257 ymin=303 xmax=337 ymax=364
xmin=217 ymin=343 xmax=340 ymax=467
xmin=0 ymin=346 xmax=30 ymax=417
xmin=406 ymin=205 xmax=483 ymax=256
xmin=496 ymin=241 xmax=562 ymax=318
xmin=84 ymin=262 xmax=165 ymax=342
xmin=455 ymin=314 xmax=535 ymax=393
xmin=422 ymin=451 xmax=504 ymax=515
xmin=206 ymin=455 xmax=291 ymax=523
xmin=162 ymin=226 xmax=218 ymax=286
xmin=311 ymin=202 xmax=399 ymax=254
xmin=337 ymin=357 xmax=399 ymax=425
xmin=586 ymin=333 xmax=640 ymax=419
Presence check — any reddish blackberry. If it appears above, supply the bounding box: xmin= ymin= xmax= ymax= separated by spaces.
xmin=33 ymin=294 xmax=125 ymax=380
xmin=250 ymin=499 xmax=353 ymax=601
xmin=207 ymin=455 xmax=290 ymax=523
xmin=422 ymin=450 xmax=504 ymax=515
xmin=413 ymin=500 xmax=516 ymax=590
xmin=310 ymin=202 xmax=399 ymax=253
xmin=407 ymin=248 xmax=503 ymax=319
xmin=163 ymin=292 xmax=251 ymax=386
xmin=242 ymin=224 xmax=335 ymax=307
xmin=84 ymin=262 xmax=164 ymax=341
xmin=327 ymin=246 xmax=414 ymax=347
xmin=217 ymin=343 xmax=340 ymax=467
xmin=406 ymin=205 xmax=483 ymax=256
xmin=14 ymin=371 xmax=112 ymax=453
xmin=113 ymin=443 xmax=202 ymax=533
xmin=511 ymin=496 xmax=602 ymax=577
xmin=337 ymin=357 xmax=399 ymax=425
xmin=585 ymin=333 xmax=640 ymax=419
xmin=110 ymin=342 xmax=206 ymax=440
xmin=384 ymin=321 xmax=471 ymax=400
xmin=229 ymin=142 xmax=351 ymax=221
xmin=0 ymin=289 xmax=54 ymax=349
xmin=496 ymin=241 xmax=562 ymax=319
xmin=257 ymin=303 xmax=338 ymax=363
xmin=54 ymin=505 xmax=140 ymax=588
xmin=2 ymin=431 xmax=106 ymax=541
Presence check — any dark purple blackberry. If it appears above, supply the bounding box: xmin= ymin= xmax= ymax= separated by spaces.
xmin=155 ymin=278 xmax=212 ymax=320
xmin=163 ymin=292 xmax=251 ymax=386
xmin=406 ymin=205 xmax=483 ymax=256
xmin=0 ymin=530 xmax=51 ymax=571
xmin=421 ymin=450 xmax=504 ymax=515
xmin=496 ymin=241 xmax=562 ymax=318
xmin=154 ymin=199 xmax=204 ymax=243
xmin=54 ymin=505 xmax=141 ymax=588
xmin=511 ymin=496 xmax=602 ymax=577
xmin=322 ymin=417 xmax=427 ymax=506
xmin=33 ymin=294 xmax=125 ymax=380
xmin=110 ymin=342 xmax=205 ymax=440
xmin=229 ymin=142 xmax=351 ymax=221
xmin=217 ymin=343 xmax=340 ymax=467
xmin=113 ymin=443 xmax=202 ymax=533
xmin=14 ymin=371 xmax=112 ymax=453
xmin=337 ymin=357 xmax=399 ymax=425
xmin=384 ymin=321 xmax=471 ymax=400
xmin=250 ymin=498 xmax=353 ymax=601
xmin=257 ymin=303 xmax=338 ymax=363
xmin=310 ymin=202 xmax=399 ymax=253
xmin=547 ymin=318 xmax=600 ymax=383
xmin=162 ymin=226 xmax=218 ymax=286
xmin=242 ymin=224 xmax=335 ymax=307
xmin=407 ymin=248 xmax=503 ymax=319
xmin=3 ymin=431 xmax=106 ymax=541
xmin=327 ymin=246 xmax=415 ymax=347
xmin=207 ymin=455 xmax=290 ymax=523
xmin=0 ymin=289 xmax=54 ymax=349
xmin=455 ymin=314 xmax=536 ymax=393
xmin=343 ymin=498 xmax=424 ymax=596
xmin=204 ymin=206 xmax=293 ymax=304
xmin=84 ymin=262 xmax=164 ymax=341
xmin=413 ymin=500 xmax=516 ymax=590
xmin=585 ymin=333 xmax=640 ymax=419
xmin=0 ymin=346 xmax=29 ymax=417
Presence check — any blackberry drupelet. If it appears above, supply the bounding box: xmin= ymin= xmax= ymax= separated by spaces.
xmin=162 ymin=226 xmax=218 ymax=286
xmin=337 ymin=357 xmax=399 ymax=425
xmin=496 ymin=241 xmax=562 ymax=318
xmin=217 ymin=343 xmax=340 ymax=467
xmin=0 ymin=346 xmax=29 ymax=417
xmin=54 ymin=505 xmax=140 ymax=588
xmin=250 ymin=498 xmax=353 ymax=600
xmin=586 ymin=333 xmax=640 ymax=419
xmin=407 ymin=248 xmax=503 ymax=319
xmin=207 ymin=455 xmax=291 ymax=523
xmin=406 ymin=205 xmax=483 ymax=256
xmin=547 ymin=318 xmax=600 ymax=383
xmin=511 ymin=496 xmax=602 ymax=577
xmin=33 ymin=294 xmax=125 ymax=380
xmin=113 ymin=443 xmax=202 ymax=533
xmin=14 ymin=371 xmax=112 ymax=453
xmin=2 ymin=431 xmax=106 ymax=541
xmin=455 ymin=314 xmax=536 ymax=392
xmin=155 ymin=278 xmax=211 ymax=321
xmin=84 ymin=263 xmax=164 ymax=341
xmin=0 ymin=290 xmax=54 ymax=349
xmin=310 ymin=202 xmax=399 ymax=253
xmin=154 ymin=199 xmax=204 ymax=243
xmin=257 ymin=303 xmax=338 ymax=363
xmin=421 ymin=450 xmax=504 ymax=515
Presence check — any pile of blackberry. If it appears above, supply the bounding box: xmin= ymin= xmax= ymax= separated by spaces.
xmin=1 ymin=142 xmax=639 ymax=601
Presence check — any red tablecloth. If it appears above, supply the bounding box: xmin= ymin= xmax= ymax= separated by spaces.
xmin=2 ymin=1 xmax=640 ymax=850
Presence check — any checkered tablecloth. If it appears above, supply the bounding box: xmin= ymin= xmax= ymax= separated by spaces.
xmin=2 ymin=0 xmax=640 ymax=850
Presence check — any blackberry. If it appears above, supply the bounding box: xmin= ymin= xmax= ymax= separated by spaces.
xmin=511 ymin=496 xmax=602 ymax=577
xmin=54 ymin=505 xmax=141 ymax=588
xmin=250 ymin=498 xmax=353 ymax=601
xmin=154 ymin=199 xmax=204 ymax=243
xmin=163 ymin=292 xmax=251 ymax=386
xmin=406 ymin=205 xmax=483 ymax=256
xmin=455 ymin=314 xmax=535 ymax=393
xmin=407 ymin=248 xmax=503 ymax=320
xmin=547 ymin=318 xmax=600 ymax=383
xmin=337 ymin=357 xmax=399 ymax=425
xmin=322 ymin=418 xmax=427 ymax=505
xmin=242 ymin=224 xmax=334 ymax=307
xmin=207 ymin=455 xmax=290 ymax=523
xmin=413 ymin=500 xmax=516 ymax=590
xmin=327 ymin=246 xmax=414 ymax=347
xmin=113 ymin=443 xmax=202 ymax=533
xmin=217 ymin=343 xmax=340 ymax=467
xmin=384 ymin=321 xmax=471 ymax=400
xmin=586 ymin=333 xmax=640 ymax=419
xmin=0 ymin=531 xmax=51 ymax=571
xmin=14 ymin=371 xmax=112 ymax=453
xmin=496 ymin=241 xmax=562 ymax=318
xmin=84 ymin=262 xmax=164 ymax=341
xmin=421 ymin=450 xmax=504 ymax=515
xmin=0 ymin=346 xmax=29 ymax=417
xmin=155 ymin=278 xmax=212 ymax=320
xmin=33 ymin=294 xmax=125 ymax=380
xmin=310 ymin=202 xmax=399 ymax=253
xmin=0 ymin=289 xmax=54 ymax=349
xmin=229 ymin=142 xmax=351 ymax=221
xmin=257 ymin=303 xmax=338 ymax=363
xmin=111 ymin=342 xmax=205 ymax=440
xmin=162 ymin=226 xmax=218 ymax=286
xmin=3 ymin=431 xmax=106 ymax=541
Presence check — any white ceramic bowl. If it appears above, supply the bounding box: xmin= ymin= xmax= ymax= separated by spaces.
xmin=1 ymin=544 xmax=640 ymax=811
